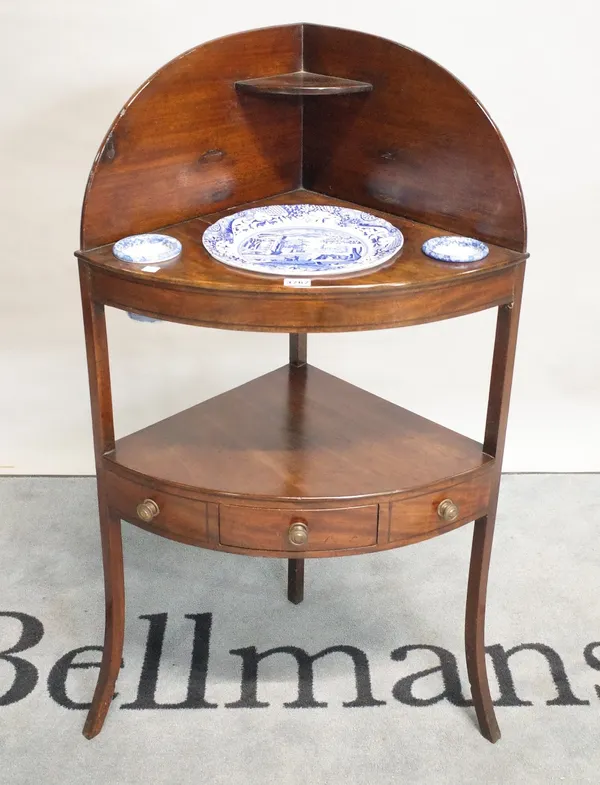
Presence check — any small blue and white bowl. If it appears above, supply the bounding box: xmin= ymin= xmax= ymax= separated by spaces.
xmin=113 ymin=233 xmax=182 ymax=264
xmin=113 ymin=233 xmax=181 ymax=322
xmin=422 ymin=236 xmax=489 ymax=263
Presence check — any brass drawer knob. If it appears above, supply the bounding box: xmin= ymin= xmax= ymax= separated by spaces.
xmin=437 ymin=498 xmax=459 ymax=523
xmin=137 ymin=499 xmax=160 ymax=522
xmin=288 ymin=520 xmax=309 ymax=546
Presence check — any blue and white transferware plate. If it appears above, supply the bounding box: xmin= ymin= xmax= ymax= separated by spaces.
xmin=422 ymin=236 xmax=489 ymax=263
xmin=113 ymin=233 xmax=182 ymax=264
xmin=202 ymin=204 xmax=404 ymax=277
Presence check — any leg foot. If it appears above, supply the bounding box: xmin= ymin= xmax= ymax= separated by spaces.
xmin=83 ymin=508 xmax=124 ymax=739
xmin=287 ymin=559 xmax=304 ymax=605
xmin=465 ymin=515 xmax=501 ymax=743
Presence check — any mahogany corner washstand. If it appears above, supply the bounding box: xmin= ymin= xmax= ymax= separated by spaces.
xmin=76 ymin=24 xmax=528 ymax=741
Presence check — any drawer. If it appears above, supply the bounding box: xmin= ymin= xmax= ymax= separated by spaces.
xmin=388 ymin=473 xmax=491 ymax=545
xmin=219 ymin=504 xmax=378 ymax=553
xmin=105 ymin=472 xmax=209 ymax=546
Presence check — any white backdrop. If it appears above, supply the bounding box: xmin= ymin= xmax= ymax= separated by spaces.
xmin=1 ymin=1 xmax=598 ymax=474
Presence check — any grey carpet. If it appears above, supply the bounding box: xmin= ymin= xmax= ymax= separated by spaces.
xmin=0 ymin=475 xmax=598 ymax=785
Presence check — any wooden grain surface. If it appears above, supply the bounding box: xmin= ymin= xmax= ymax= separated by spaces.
xmin=104 ymin=364 xmax=492 ymax=503
xmin=78 ymin=190 xmax=525 ymax=332
xmin=80 ymin=192 xmax=524 ymax=293
xmin=81 ymin=25 xmax=302 ymax=249
xmin=87 ymin=259 xmax=517 ymax=332
xmin=105 ymin=471 xmax=209 ymax=545
xmin=388 ymin=473 xmax=491 ymax=545
xmin=235 ymin=71 xmax=373 ymax=95
xmin=80 ymin=24 xmax=526 ymax=254
xmin=219 ymin=504 xmax=378 ymax=552
xmin=303 ymin=24 xmax=527 ymax=251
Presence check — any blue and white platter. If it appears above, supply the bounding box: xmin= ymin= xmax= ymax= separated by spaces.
xmin=202 ymin=204 xmax=404 ymax=277
xmin=422 ymin=236 xmax=489 ymax=263
xmin=113 ymin=233 xmax=182 ymax=264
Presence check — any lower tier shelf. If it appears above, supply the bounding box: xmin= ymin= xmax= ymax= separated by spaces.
xmin=102 ymin=364 xmax=495 ymax=556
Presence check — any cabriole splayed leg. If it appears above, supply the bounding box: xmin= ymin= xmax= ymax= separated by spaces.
xmin=465 ymin=272 xmax=525 ymax=742
xmin=465 ymin=514 xmax=500 ymax=743
xmin=83 ymin=506 xmax=125 ymax=739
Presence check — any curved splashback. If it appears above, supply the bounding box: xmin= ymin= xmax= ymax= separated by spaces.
xmin=81 ymin=25 xmax=303 ymax=249
xmin=81 ymin=24 xmax=526 ymax=252
xmin=303 ymin=25 xmax=526 ymax=251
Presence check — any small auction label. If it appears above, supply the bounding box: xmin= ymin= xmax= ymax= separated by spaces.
xmin=284 ymin=278 xmax=312 ymax=287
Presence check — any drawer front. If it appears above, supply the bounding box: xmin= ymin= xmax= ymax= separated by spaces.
xmin=389 ymin=474 xmax=491 ymax=545
xmin=105 ymin=472 xmax=209 ymax=546
xmin=219 ymin=505 xmax=378 ymax=553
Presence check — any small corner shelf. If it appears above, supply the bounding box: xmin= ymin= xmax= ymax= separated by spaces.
xmin=235 ymin=70 xmax=373 ymax=96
